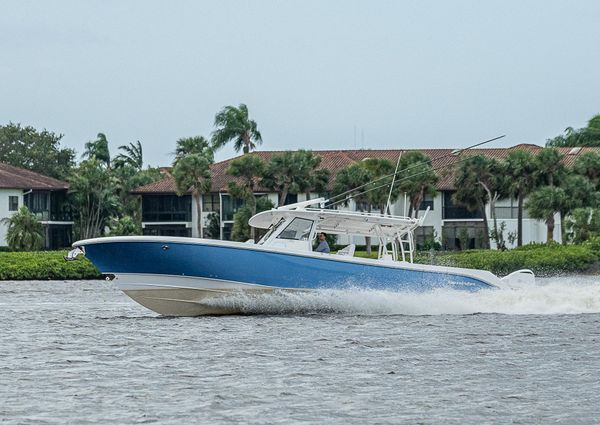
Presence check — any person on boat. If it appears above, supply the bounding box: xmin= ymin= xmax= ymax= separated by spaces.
xmin=315 ymin=232 xmax=330 ymax=253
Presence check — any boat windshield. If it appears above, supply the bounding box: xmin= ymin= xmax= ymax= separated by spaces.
xmin=257 ymin=218 xmax=285 ymax=245
xmin=277 ymin=218 xmax=313 ymax=241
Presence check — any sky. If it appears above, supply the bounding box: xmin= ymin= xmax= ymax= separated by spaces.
xmin=1 ymin=0 xmax=599 ymax=166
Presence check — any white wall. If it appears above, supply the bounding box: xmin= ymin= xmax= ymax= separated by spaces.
xmin=489 ymin=215 xmax=562 ymax=249
xmin=189 ymin=190 xmax=560 ymax=248
xmin=0 ymin=189 xmax=24 ymax=246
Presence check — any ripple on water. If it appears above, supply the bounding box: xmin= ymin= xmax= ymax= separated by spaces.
xmin=0 ymin=277 xmax=600 ymax=424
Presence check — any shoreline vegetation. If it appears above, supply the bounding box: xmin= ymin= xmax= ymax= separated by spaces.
xmin=1 ymin=239 xmax=598 ymax=281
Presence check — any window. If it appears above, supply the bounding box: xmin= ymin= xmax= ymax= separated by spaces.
xmin=258 ymin=218 xmax=285 ymax=244
xmin=8 ymin=196 xmax=18 ymax=211
xmin=442 ymin=191 xmax=482 ymax=220
xmin=24 ymin=192 xmax=48 ymax=212
xmin=142 ymin=195 xmax=192 ymax=222
xmin=222 ymin=195 xmax=244 ymax=221
xmin=202 ymin=194 xmax=220 ymax=212
xmin=283 ymin=193 xmax=298 ymax=206
xmin=419 ymin=194 xmax=434 ymax=211
xmin=277 ymin=218 xmax=313 ymax=240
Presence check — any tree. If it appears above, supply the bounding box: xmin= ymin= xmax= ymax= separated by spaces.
xmin=205 ymin=212 xmax=221 ymax=239
xmin=534 ymin=148 xmax=565 ymax=187
xmin=172 ymin=136 xmax=214 ymax=238
xmin=82 ymin=133 xmax=111 ymax=167
xmin=296 ymin=151 xmax=330 ymax=199
xmin=231 ymin=197 xmax=274 ymax=241
xmin=111 ymin=140 xmax=161 ymax=222
xmin=173 ymin=136 xmax=215 ymax=163
xmin=68 ymin=159 xmax=120 ymax=239
xmin=453 ymin=155 xmax=509 ymax=249
xmin=0 ymin=122 xmax=75 ymax=179
xmin=113 ymin=166 xmax=162 ymax=222
xmin=211 ymin=104 xmax=262 ymax=154
xmin=573 ymin=152 xmax=600 ymax=189
xmin=332 ymin=163 xmax=372 ymax=253
xmin=262 ymin=150 xmax=328 ymax=206
xmin=109 ymin=215 xmax=142 ymax=236
xmin=0 ymin=206 xmax=44 ymax=251
xmin=361 ymin=158 xmax=398 ymax=214
xmin=114 ymin=140 xmax=143 ymax=170
xmin=567 ymin=208 xmax=600 ymax=243
xmin=505 ymin=150 xmax=537 ymax=246
xmin=396 ymin=152 xmax=438 ymax=218
xmin=556 ymin=174 xmax=598 ymax=243
xmin=526 ymin=186 xmax=567 ymax=242
xmin=525 ymin=148 xmax=566 ymax=243
xmin=226 ymin=155 xmax=266 ymax=240
xmin=546 ymin=114 xmax=600 ymax=147
xmin=172 ymin=155 xmax=212 ymax=239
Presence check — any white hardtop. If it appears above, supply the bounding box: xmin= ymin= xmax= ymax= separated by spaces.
xmin=249 ymin=198 xmax=427 ymax=262
xmin=249 ymin=198 xmax=422 ymax=239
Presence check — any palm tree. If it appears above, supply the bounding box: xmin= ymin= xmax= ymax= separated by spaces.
xmin=574 ymin=152 xmax=600 ymax=188
xmin=226 ymin=155 xmax=266 ymax=240
xmin=0 ymin=206 xmax=44 ymax=251
xmin=534 ymin=148 xmax=565 ymax=187
xmin=262 ymin=150 xmax=327 ymax=206
xmin=361 ymin=158 xmax=397 ymax=214
xmin=528 ymin=148 xmax=566 ymax=242
xmin=453 ymin=155 xmax=509 ymax=249
xmin=114 ymin=140 xmax=143 ymax=170
xmin=526 ymin=186 xmax=567 ymax=242
xmin=506 ymin=150 xmax=537 ymax=247
xmin=453 ymin=156 xmax=491 ymax=249
xmin=211 ymin=104 xmax=262 ymax=154
xmin=332 ymin=163 xmax=372 ymax=253
xmin=557 ymin=174 xmax=599 ymax=242
xmin=82 ymin=133 xmax=111 ymax=167
xmin=396 ymin=152 xmax=438 ymax=218
xmin=173 ymin=136 xmax=214 ymax=163
xmin=546 ymin=114 xmax=600 ymax=147
xmin=172 ymin=137 xmax=214 ymax=238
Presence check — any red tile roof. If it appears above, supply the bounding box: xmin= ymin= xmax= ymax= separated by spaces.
xmin=131 ymin=145 xmax=600 ymax=195
xmin=0 ymin=162 xmax=69 ymax=190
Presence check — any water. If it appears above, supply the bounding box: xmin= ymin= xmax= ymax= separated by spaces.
xmin=1 ymin=277 xmax=600 ymax=424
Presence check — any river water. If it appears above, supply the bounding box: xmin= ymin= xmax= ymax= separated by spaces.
xmin=1 ymin=276 xmax=600 ymax=424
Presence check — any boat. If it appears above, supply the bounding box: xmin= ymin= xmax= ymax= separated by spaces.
xmin=66 ymin=197 xmax=534 ymax=316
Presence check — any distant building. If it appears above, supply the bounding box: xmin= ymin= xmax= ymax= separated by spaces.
xmin=0 ymin=163 xmax=73 ymax=249
xmin=131 ymin=144 xmax=600 ymax=249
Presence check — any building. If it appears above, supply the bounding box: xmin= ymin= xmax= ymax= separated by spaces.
xmin=0 ymin=162 xmax=73 ymax=249
xmin=131 ymin=144 xmax=600 ymax=249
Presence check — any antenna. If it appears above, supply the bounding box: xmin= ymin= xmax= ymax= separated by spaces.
xmin=327 ymin=134 xmax=505 ymax=206
xmin=385 ymin=152 xmax=402 ymax=215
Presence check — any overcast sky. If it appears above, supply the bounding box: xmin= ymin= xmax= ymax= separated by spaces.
xmin=1 ymin=1 xmax=599 ymax=166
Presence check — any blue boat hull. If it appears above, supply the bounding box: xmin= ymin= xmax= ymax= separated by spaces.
xmin=82 ymin=240 xmax=495 ymax=292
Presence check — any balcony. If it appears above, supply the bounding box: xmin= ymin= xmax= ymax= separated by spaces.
xmin=442 ymin=207 xmax=483 ymax=220
xmin=142 ymin=195 xmax=192 ymax=222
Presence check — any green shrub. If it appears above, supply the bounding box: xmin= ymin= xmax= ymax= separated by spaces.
xmin=0 ymin=251 xmax=101 ymax=280
xmin=420 ymin=244 xmax=598 ymax=276
xmin=583 ymin=236 xmax=600 ymax=256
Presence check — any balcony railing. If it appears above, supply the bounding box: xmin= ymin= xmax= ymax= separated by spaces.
xmin=443 ymin=207 xmax=483 ymax=220
xmin=30 ymin=210 xmax=73 ymax=222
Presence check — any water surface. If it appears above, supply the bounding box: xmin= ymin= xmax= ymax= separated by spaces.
xmin=1 ymin=277 xmax=600 ymax=424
